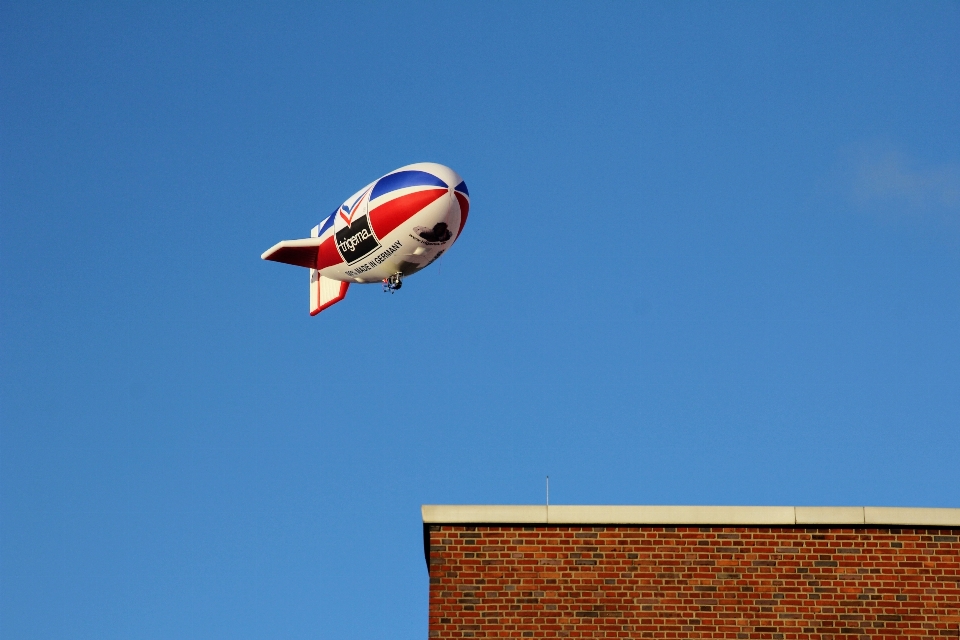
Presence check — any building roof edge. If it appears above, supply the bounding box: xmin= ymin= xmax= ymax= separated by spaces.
xmin=421 ymin=505 xmax=960 ymax=527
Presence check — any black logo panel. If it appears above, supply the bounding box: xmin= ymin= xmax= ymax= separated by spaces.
xmin=335 ymin=215 xmax=381 ymax=264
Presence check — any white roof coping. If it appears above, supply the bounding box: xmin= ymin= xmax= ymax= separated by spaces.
xmin=421 ymin=505 xmax=960 ymax=527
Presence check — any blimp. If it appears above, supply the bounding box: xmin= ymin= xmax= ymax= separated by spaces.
xmin=262 ymin=162 xmax=469 ymax=314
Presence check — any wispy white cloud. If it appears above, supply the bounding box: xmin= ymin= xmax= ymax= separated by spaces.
xmin=851 ymin=150 xmax=960 ymax=213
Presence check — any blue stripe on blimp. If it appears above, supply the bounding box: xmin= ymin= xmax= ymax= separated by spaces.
xmin=371 ymin=170 xmax=448 ymax=200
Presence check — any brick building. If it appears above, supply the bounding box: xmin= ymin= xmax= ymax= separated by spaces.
xmin=423 ymin=505 xmax=960 ymax=638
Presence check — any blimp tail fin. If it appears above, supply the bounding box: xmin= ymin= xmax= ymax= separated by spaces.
xmin=261 ymin=237 xmax=324 ymax=268
xmin=306 ymin=223 xmax=349 ymax=315
xmin=310 ymin=273 xmax=349 ymax=315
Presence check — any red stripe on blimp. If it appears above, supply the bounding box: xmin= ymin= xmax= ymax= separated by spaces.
xmin=370 ymin=188 xmax=447 ymax=240
xmin=316 ymin=235 xmax=343 ymax=271
xmin=455 ymin=192 xmax=469 ymax=239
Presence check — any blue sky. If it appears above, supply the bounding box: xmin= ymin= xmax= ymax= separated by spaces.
xmin=2 ymin=2 xmax=958 ymax=638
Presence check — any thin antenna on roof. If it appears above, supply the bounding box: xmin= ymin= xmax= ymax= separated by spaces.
xmin=546 ymin=475 xmax=550 ymax=508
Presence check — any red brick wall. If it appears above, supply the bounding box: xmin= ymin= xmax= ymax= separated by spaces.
xmin=427 ymin=525 xmax=960 ymax=638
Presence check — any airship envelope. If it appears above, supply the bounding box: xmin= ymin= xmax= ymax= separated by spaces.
xmin=262 ymin=163 xmax=469 ymax=314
